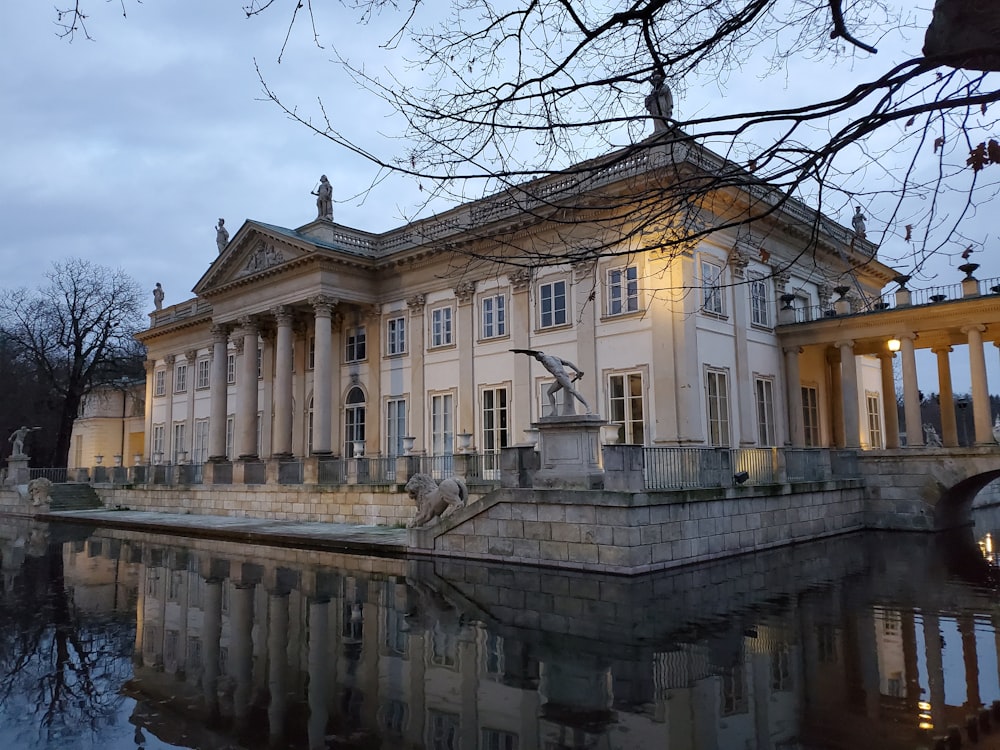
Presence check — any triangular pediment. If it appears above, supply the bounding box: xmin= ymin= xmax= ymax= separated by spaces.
xmin=193 ymin=222 xmax=317 ymax=296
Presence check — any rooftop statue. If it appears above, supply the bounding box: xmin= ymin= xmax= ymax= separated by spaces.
xmin=511 ymin=348 xmax=591 ymax=415
xmin=153 ymin=282 xmax=164 ymax=311
xmin=852 ymin=206 xmax=867 ymax=238
xmin=215 ymin=218 xmax=229 ymax=254
xmin=312 ymin=175 xmax=333 ymax=221
xmin=645 ymin=72 xmax=674 ymax=132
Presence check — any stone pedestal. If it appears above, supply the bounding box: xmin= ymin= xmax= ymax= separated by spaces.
xmin=6 ymin=455 xmax=28 ymax=486
xmin=532 ymin=415 xmax=606 ymax=490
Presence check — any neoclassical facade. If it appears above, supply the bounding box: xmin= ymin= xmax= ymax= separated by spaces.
xmin=136 ymin=140 xmax=897 ymax=467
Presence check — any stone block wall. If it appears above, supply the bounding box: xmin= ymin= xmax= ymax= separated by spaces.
xmin=409 ymin=479 xmax=867 ymax=574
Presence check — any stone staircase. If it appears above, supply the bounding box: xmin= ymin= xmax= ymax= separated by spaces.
xmin=48 ymin=483 xmax=103 ymax=511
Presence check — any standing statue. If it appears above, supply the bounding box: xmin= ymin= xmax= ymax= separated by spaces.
xmin=511 ymin=349 xmax=591 ymax=415
xmin=9 ymin=425 xmax=41 ymax=457
xmin=852 ymin=206 xmax=867 ymax=238
xmin=312 ymin=175 xmax=333 ymax=221
xmin=923 ymin=423 xmax=942 ymax=447
xmin=644 ymin=72 xmax=674 ymax=132
xmin=153 ymin=282 xmax=164 ymax=310
xmin=215 ymin=218 xmax=229 ymax=253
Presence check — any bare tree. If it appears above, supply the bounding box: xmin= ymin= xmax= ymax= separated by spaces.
xmin=0 ymin=259 xmax=146 ymax=467
xmin=54 ymin=2 xmax=1000 ymax=280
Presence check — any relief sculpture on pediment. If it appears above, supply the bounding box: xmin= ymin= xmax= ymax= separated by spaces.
xmin=241 ymin=242 xmax=285 ymax=277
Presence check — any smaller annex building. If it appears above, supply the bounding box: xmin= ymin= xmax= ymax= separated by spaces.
xmin=132 ymin=136 xmax=898 ymax=472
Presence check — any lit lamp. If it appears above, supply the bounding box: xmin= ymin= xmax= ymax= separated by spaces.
xmin=887 ymin=338 xmax=901 ymax=353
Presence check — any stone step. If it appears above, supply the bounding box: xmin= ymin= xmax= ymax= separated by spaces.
xmin=48 ymin=483 xmax=103 ymax=511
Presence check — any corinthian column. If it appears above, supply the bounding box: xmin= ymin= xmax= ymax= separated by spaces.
xmin=311 ymin=296 xmax=336 ymax=454
xmin=236 ymin=317 xmax=259 ymax=459
xmin=272 ymin=306 xmax=295 ymax=457
xmin=963 ymin=324 xmax=993 ymax=445
xmin=836 ymin=340 xmax=860 ymax=448
xmin=208 ymin=324 xmax=230 ymax=460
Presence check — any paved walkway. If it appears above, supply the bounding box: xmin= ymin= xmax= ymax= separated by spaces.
xmin=36 ymin=509 xmax=409 ymax=555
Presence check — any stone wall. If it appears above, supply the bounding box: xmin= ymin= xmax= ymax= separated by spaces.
xmin=409 ymin=479 xmax=867 ymax=574
xmin=95 ymin=484 xmax=421 ymax=526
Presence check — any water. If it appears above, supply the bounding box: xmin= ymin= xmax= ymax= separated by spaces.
xmin=5 ymin=510 xmax=1000 ymax=750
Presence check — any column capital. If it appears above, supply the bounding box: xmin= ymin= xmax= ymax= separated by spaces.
xmin=930 ymin=345 xmax=954 ymax=355
xmin=833 ymin=339 xmax=855 ymax=350
xmin=509 ymin=267 xmax=533 ymax=291
xmin=210 ymin=323 xmax=230 ymax=343
xmin=892 ymin=331 xmax=917 ymax=342
xmin=309 ymin=295 xmax=337 ymax=315
xmin=164 ymin=354 xmax=176 ymax=366
xmin=961 ymin=323 xmax=986 ymax=336
xmin=272 ymin=305 xmax=295 ymax=326
xmin=782 ymin=345 xmax=802 ymax=356
xmin=237 ymin=315 xmax=259 ymax=333
xmin=772 ymin=268 xmax=792 ymax=290
xmin=185 ymin=349 xmax=198 ymax=362
xmin=144 ymin=359 xmax=156 ymax=373
xmin=406 ymin=293 xmax=426 ymax=312
xmin=454 ymin=280 xmax=476 ymax=304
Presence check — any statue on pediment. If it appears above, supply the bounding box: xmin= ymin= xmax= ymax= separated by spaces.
xmin=312 ymin=175 xmax=333 ymax=221
xmin=215 ymin=218 xmax=229 ymax=254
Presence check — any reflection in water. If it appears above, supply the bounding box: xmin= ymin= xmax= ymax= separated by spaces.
xmin=7 ymin=514 xmax=1000 ymax=748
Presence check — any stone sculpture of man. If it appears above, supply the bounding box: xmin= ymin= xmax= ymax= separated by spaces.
xmin=215 ymin=218 xmax=229 ymax=254
xmin=9 ymin=425 xmax=40 ymax=457
xmin=923 ymin=423 xmax=942 ymax=447
xmin=852 ymin=206 xmax=867 ymax=238
xmin=153 ymin=282 xmax=164 ymax=311
xmin=312 ymin=175 xmax=333 ymax=221
xmin=644 ymin=72 xmax=674 ymax=132
xmin=511 ymin=349 xmax=591 ymax=415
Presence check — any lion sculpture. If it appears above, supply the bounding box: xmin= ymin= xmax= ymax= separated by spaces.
xmin=405 ymin=473 xmax=468 ymax=528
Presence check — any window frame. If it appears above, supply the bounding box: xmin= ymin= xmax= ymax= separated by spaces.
xmin=386 ymin=397 xmax=407 ymax=457
xmin=386 ymin=316 xmax=407 ymax=356
xmin=866 ymin=392 xmax=883 ymax=449
xmin=802 ymin=385 xmax=820 ymax=447
xmin=154 ymin=369 xmax=166 ymax=397
xmin=196 ymin=359 xmax=211 ymax=390
xmin=607 ymin=371 xmax=645 ymax=444
xmin=754 ymin=376 xmax=776 ymax=446
xmin=705 ymin=368 xmax=731 ymax=447
xmin=429 ymin=306 xmax=454 ymax=348
xmin=607 ymin=265 xmax=639 ymax=316
xmin=226 ymin=354 xmax=236 ymax=385
xmin=700 ymin=258 xmax=725 ymax=316
xmin=430 ymin=392 xmax=455 ymax=456
xmin=537 ymin=278 xmax=568 ymax=329
xmin=174 ymin=363 xmax=187 ymax=394
xmin=480 ymin=292 xmax=507 ymax=339
xmin=749 ymin=274 xmax=770 ymax=328
xmin=345 ymin=326 xmax=367 ymax=363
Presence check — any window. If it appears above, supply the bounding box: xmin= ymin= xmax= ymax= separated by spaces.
xmin=721 ymin=663 xmax=748 ymax=715
xmin=430 ymin=306 xmax=453 ymax=347
xmin=608 ymin=372 xmax=645 ymax=444
xmin=152 ymin=424 xmax=165 ymax=458
xmin=538 ymin=279 xmax=567 ymax=328
xmin=154 ymin=370 xmax=166 ymax=397
xmin=172 ymin=422 xmax=186 ymax=462
xmin=345 ymin=387 xmax=366 ymax=457
xmin=482 ymin=728 xmax=519 ymax=750
xmin=701 ymin=258 xmax=724 ymax=315
xmin=755 ymin=377 xmax=775 ymax=446
xmin=866 ymin=393 xmax=883 ymax=448
xmin=481 ymin=387 xmax=509 ymax=454
xmin=750 ymin=276 xmax=770 ymax=327
xmin=226 ymin=353 xmax=236 ymax=384
xmin=256 ymin=412 xmax=263 ymax=457
xmin=427 ymin=710 xmax=459 ymax=750
xmin=387 ymin=316 xmax=406 ymax=355
xmin=196 ymin=359 xmax=210 ymax=389
xmin=193 ymin=419 xmax=209 ymax=463
xmin=802 ymin=386 xmax=820 ymax=447
xmin=771 ymin=643 xmax=792 ymax=691
xmin=256 ymin=347 xmax=263 ymax=379
xmin=308 ymin=336 xmax=315 ymax=370
xmin=225 ymin=415 xmax=234 ymax=460
xmin=706 ymin=369 xmax=731 ymax=446
xmin=345 ymin=327 xmax=367 ymax=362
xmin=481 ymin=293 xmax=506 ymax=338
xmin=386 ymin=398 xmax=406 ymax=456
xmin=607 ymin=265 xmax=639 ymax=316
xmin=174 ymin=364 xmax=187 ymax=393
xmin=431 ymin=393 xmax=454 ymax=456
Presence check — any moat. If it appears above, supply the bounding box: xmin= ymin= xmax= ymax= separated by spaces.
xmin=6 ymin=507 xmax=1000 ymax=749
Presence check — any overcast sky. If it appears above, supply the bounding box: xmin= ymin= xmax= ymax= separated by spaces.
xmin=1 ymin=1 xmax=996 ymax=394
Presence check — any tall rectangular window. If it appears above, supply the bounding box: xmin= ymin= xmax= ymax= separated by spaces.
xmin=755 ymin=377 xmax=775 ymax=446
xmin=481 ymin=728 xmax=519 ymax=750
xmin=308 ymin=336 xmax=316 ymax=370
xmin=387 ymin=316 xmax=406 ymax=355
xmin=701 ymin=259 xmax=724 ymax=315
xmin=345 ymin=327 xmax=367 ymax=362
xmin=430 ymin=307 xmax=453 ymax=347
xmin=196 ymin=359 xmax=210 ymax=389
xmin=174 ymin=364 xmax=187 ymax=393
xmin=607 ymin=266 xmax=639 ymax=316
xmin=154 ymin=370 xmax=166 ymax=397
xmin=431 ymin=393 xmax=454 ymax=456
xmin=225 ymin=416 xmax=234 ymax=460
xmin=193 ymin=419 xmax=209 ymax=463
xmin=226 ymin=354 xmax=236 ymax=384
xmin=481 ymin=293 xmax=506 ymax=338
xmin=256 ymin=347 xmax=263 ymax=379
xmin=721 ymin=663 xmax=748 ymax=715
xmin=152 ymin=424 xmax=165 ymax=458
xmin=750 ymin=276 xmax=770 ymax=327
xmin=172 ymin=422 xmax=186 ymax=462
xmin=386 ymin=398 xmax=406 ymax=456
xmin=802 ymin=386 xmax=820 ymax=447
xmin=481 ymin=387 xmax=509 ymax=453
xmin=866 ymin=393 xmax=883 ymax=448
xmin=538 ymin=280 xmax=567 ymax=328
xmin=706 ymin=369 xmax=731 ymax=446
xmin=608 ymin=372 xmax=645 ymax=444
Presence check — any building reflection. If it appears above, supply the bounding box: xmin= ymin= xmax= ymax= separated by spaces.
xmin=15 ymin=522 xmax=1000 ymax=750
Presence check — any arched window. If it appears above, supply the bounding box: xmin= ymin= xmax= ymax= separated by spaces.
xmin=345 ymin=386 xmax=366 ymax=457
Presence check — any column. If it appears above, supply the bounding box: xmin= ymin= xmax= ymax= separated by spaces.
xmin=510 ymin=269 xmax=533 ymax=432
xmin=783 ymin=346 xmax=805 ymax=447
xmin=963 ymin=324 xmax=993 ymax=445
xmin=208 ymin=325 xmax=229 ymax=460
xmin=836 ymin=341 xmax=860 ymax=448
xmin=308 ymin=598 xmax=331 ymax=750
xmin=923 ymin=612 xmax=946 ymax=731
xmin=231 ymin=583 xmax=255 ymax=727
xmin=456 ymin=282 xmax=477 ymax=439
xmin=408 ymin=294 xmax=427 ymax=445
xmin=272 ymin=306 xmax=295 ymax=457
xmin=730 ymin=257 xmax=755 ymax=444
xmin=959 ymin=613 xmax=982 ymax=710
xmin=573 ymin=262 xmax=599 ymax=410
xmin=163 ymin=355 xmax=176 ymax=460
xmin=236 ymin=318 xmax=259 ymax=459
xmin=828 ymin=350 xmax=844 ymax=446
xmin=877 ymin=352 xmax=900 ymax=449
xmin=268 ymin=590 xmax=290 ymax=744
xmin=184 ymin=349 xmax=197 ymax=459
xmin=310 ymin=296 xmax=336 ymax=454
xmin=898 ymin=333 xmax=923 ymax=446
xmin=202 ymin=577 xmax=223 ymax=716
xmin=674 ymin=256 xmax=703 ymax=442
xmin=143 ymin=359 xmax=155 ymax=462
xmin=933 ymin=346 xmax=958 ymax=447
